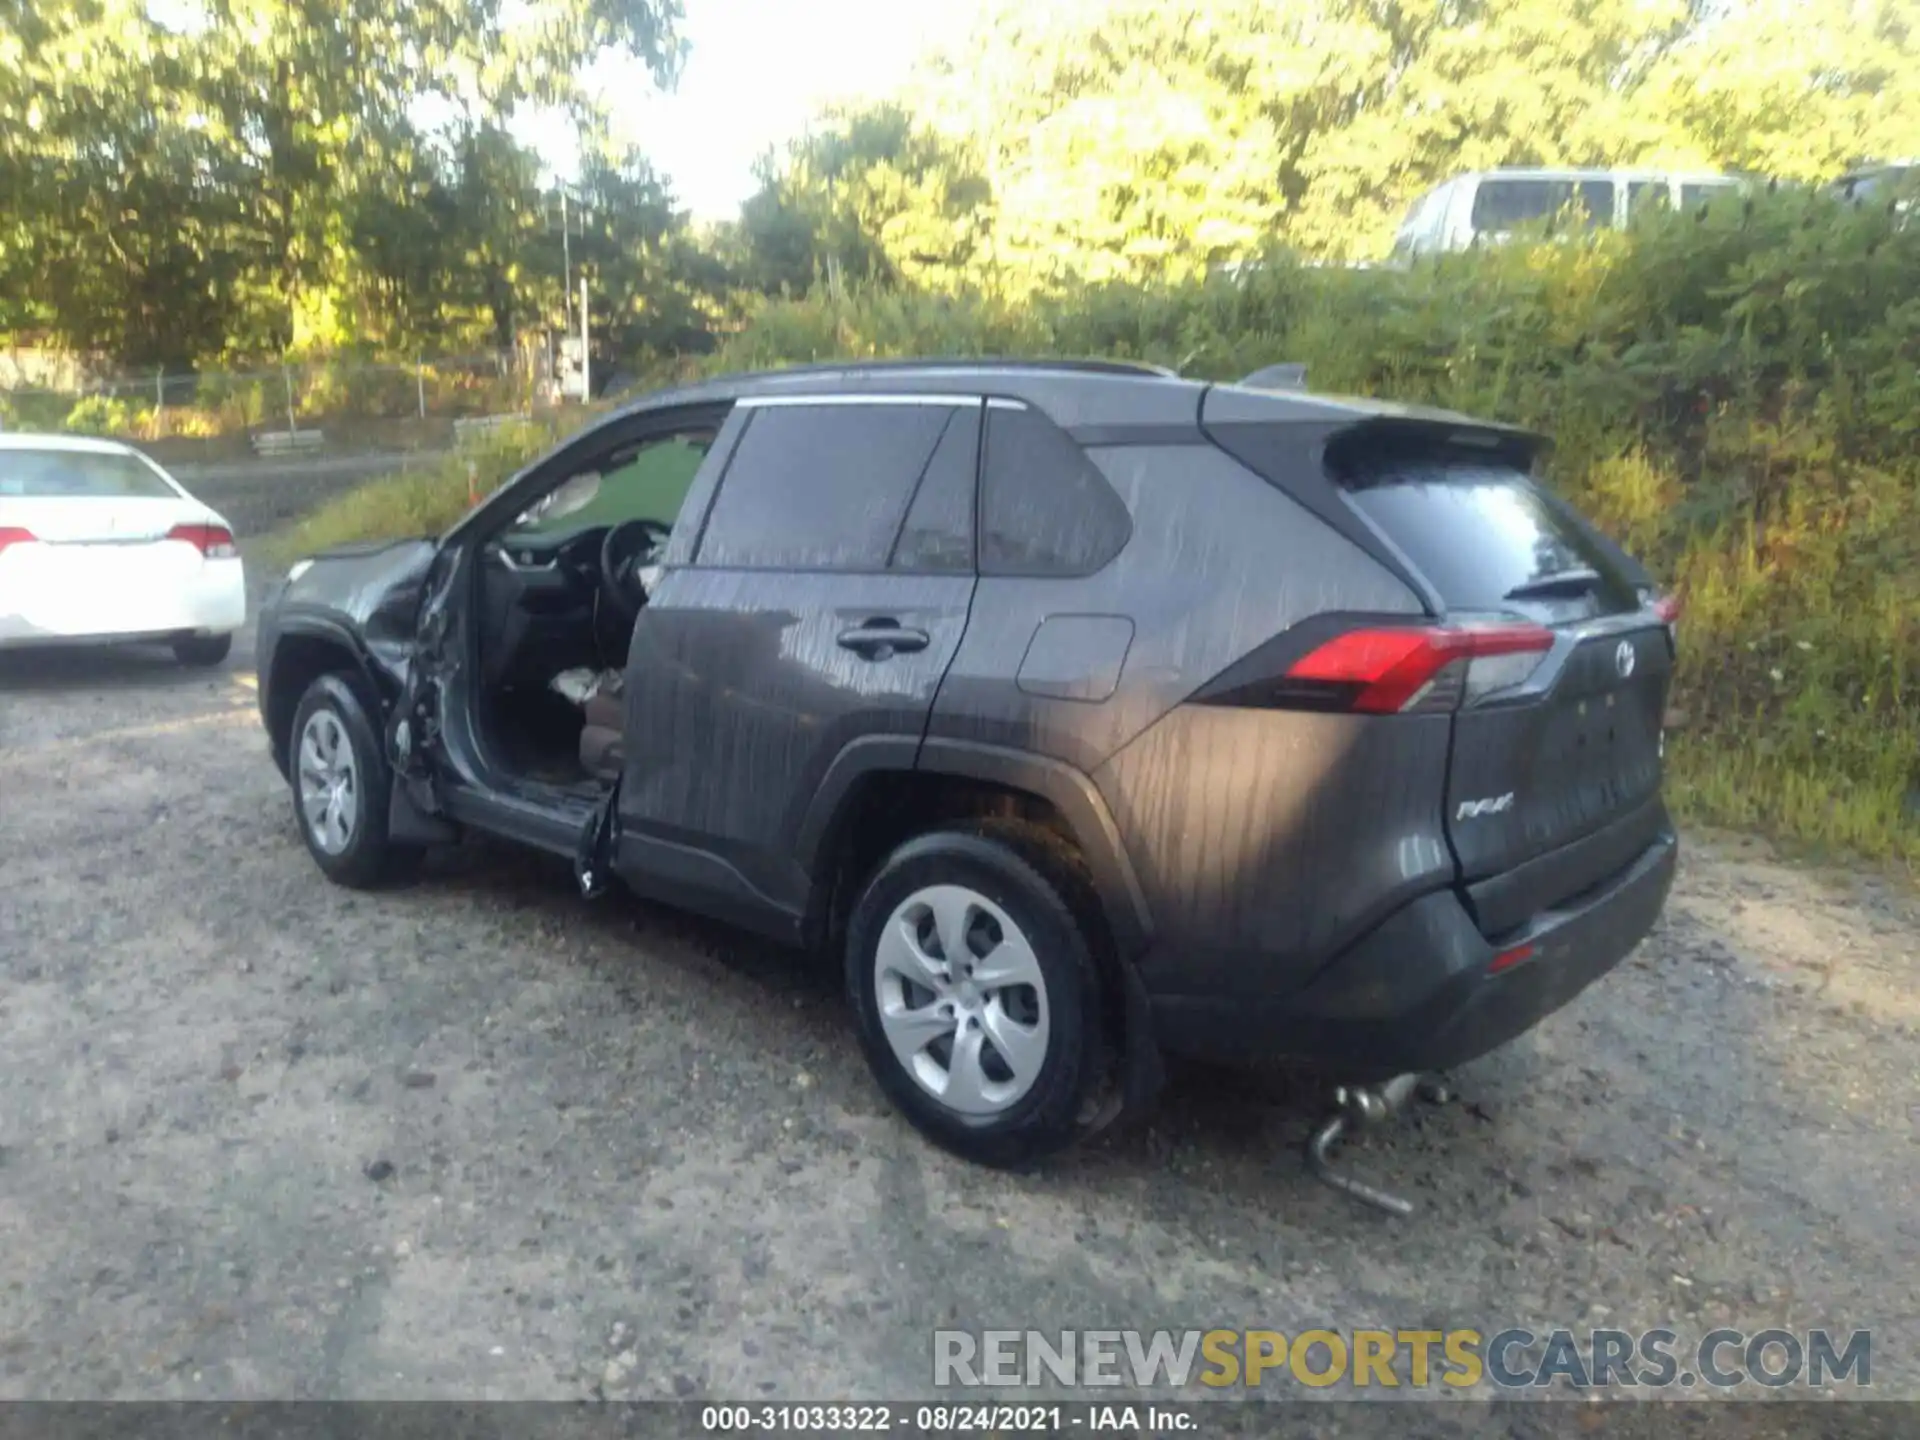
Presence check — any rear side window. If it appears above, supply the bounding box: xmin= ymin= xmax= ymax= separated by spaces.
xmin=1470 ymin=179 xmax=1613 ymax=233
xmin=979 ymin=406 xmax=1131 ymax=577
xmin=1341 ymin=456 xmax=1639 ymax=619
xmin=0 ymin=449 xmax=176 ymax=499
xmin=695 ymin=403 xmax=950 ymax=570
xmin=1625 ymin=180 xmax=1671 ymax=220
xmin=1680 ymin=181 xmax=1739 ymax=211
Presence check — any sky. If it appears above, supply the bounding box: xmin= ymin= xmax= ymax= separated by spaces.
xmin=518 ymin=0 xmax=990 ymax=222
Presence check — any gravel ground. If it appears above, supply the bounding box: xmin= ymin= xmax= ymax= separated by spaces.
xmin=1 ymin=542 xmax=1915 ymax=1413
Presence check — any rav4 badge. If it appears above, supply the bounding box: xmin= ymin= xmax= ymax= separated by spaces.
xmin=1456 ymin=793 xmax=1516 ymax=821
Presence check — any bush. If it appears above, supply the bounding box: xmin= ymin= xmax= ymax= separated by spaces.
xmin=279 ymin=191 xmax=1918 ymax=865
xmin=63 ymin=394 xmax=144 ymax=435
xmin=263 ymin=413 xmax=591 ymax=566
xmin=695 ymin=192 xmax=1920 ymax=864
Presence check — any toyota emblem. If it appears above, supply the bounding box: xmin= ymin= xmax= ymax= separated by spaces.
xmin=1614 ymin=639 xmax=1637 ymax=680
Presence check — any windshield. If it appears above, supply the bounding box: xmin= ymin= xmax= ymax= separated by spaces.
xmin=0 ymin=449 xmax=178 ymax=499
xmin=1393 ymin=185 xmax=1448 ymax=254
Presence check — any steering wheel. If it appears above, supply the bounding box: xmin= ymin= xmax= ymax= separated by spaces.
xmin=598 ymin=518 xmax=672 ymax=615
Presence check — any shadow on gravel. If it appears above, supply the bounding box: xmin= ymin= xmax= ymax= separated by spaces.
xmin=338 ymin=826 xmax=1770 ymax=1242
xmin=425 ymin=833 xmax=844 ymax=1005
xmin=401 ymin=832 xmax=1386 ymax=1195
xmin=0 ymin=643 xmax=234 ymax=693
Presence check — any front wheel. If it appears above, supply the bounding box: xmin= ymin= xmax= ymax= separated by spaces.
xmin=288 ymin=673 xmax=417 ymax=888
xmin=845 ymin=826 xmax=1108 ymax=1167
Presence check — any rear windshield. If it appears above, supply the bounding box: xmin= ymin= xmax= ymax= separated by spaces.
xmin=0 ymin=449 xmax=177 ymax=499
xmin=1341 ymin=458 xmax=1640 ymax=620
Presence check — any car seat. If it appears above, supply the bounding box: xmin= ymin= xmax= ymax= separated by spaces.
xmin=552 ymin=667 xmax=625 ymax=786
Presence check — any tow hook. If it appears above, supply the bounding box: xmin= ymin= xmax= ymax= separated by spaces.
xmin=1304 ymin=1073 xmax=1452 ymax=1217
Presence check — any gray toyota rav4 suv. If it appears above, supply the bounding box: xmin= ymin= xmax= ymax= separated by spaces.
xmin=258 ymin=359 xmax=1679 ymax=1190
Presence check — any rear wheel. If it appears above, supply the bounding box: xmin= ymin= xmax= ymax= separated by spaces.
xmin=172 ymin=633 xmax=232 ymax=667
xmin=289 ymin=672 xmax=417 ymax=887
xmin=846 ymin=826 xmax=1107 ymax=1167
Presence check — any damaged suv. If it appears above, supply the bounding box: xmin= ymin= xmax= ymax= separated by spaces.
xmin=257 ymin=360 xmax=1679 ymax=1177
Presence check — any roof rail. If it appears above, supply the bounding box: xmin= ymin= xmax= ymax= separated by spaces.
xmin=741 ymin=356 xmax=1179 ymax=381
xmin=1241 ymin=363 xmax=1309 ymax=391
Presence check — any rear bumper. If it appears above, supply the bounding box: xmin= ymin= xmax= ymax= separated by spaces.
xmin=1148 ymin=826 xmax=1678 ymax=1080
xmin=0 ymin=556 xmax=245 ymax=645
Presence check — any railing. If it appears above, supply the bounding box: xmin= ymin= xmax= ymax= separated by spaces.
xmin=251 ymin=429 xmax=327 ymax=456
xmin=451 ymin=412 xmax=531 ymax=442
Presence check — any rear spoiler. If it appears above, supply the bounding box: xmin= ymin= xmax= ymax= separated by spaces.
xmin=1324 ymin=413 xmax=1547 ymax=473
xmin=1231 ymin=366 xmax=1546 ymax=464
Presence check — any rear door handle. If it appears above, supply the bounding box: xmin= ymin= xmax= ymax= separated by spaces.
xmin=837 ymin=620 xmax=931 ymax=659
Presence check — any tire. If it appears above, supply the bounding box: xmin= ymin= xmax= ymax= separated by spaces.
xmin=173 ymin=633 xmax=232 ymax=667
xmin=845 ymin=824 xmax=1109 ymax=1167
xmin=288 ymin=672 xmax=418 ymax=888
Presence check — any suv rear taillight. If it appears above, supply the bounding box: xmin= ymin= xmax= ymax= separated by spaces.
xmin=1275 ymin=621 xmax=1554 ymax=714
xmin=167 ymin=522 xmax=237 ymax=558
xmin=0 ymin=526 xmax=38 ymax=555
xmin=1641 ymin=587 xmax=1681 ymax=651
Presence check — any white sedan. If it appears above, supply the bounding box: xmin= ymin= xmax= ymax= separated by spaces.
xmin=0 ymin=434 xmax=246 ymax=665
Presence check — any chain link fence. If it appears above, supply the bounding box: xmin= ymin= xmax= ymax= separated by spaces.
xmin=0 ymin=351 xmax=552 ymax=466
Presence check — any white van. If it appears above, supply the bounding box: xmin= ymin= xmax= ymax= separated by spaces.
xmin=1391 ymin=168 xmax=1748 ymax=260
xmin=1830 ymin=160 xmax=1917 ymax=214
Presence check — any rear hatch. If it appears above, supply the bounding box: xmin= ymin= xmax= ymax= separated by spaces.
xmin=1332 ymin=431 xmax=1675 ymax=935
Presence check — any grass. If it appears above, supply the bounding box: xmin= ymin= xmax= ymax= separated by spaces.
xmin=1668 ymin=741 xmax=1916 ymax=868
xmin=261 ymin=418 xmax=568 ymax=568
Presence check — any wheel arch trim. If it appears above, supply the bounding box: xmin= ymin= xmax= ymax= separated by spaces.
xmin=269 ymin=612 xmax=382 ymax=685
xmin=262 ymin=613 xmax=390 ymax=770
xmin=795 ymin=734 xmax=1154 ymax=962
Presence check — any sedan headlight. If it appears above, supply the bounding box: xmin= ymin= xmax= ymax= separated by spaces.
xmin=287 ymin=558 xmax=314 ymax=583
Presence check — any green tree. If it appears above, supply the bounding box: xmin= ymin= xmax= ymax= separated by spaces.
xmin=741 ymin=0 xmax=1920 ymax=291
xmin=0 ymin=0 xmax=687 ymax=363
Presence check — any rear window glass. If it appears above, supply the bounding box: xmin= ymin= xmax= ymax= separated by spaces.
xmin=1841 ymin=169 xmax=1914 ymax=204
xmin=0 ymin=449 xmax=177 ymax=499
xmin=979 ymin=406 xmax=1132 ymax=577
xmin=1680 ymin=182 xmax=1740 ymax=210
xmin=1341 ymin=458 xmax=1639 ymax=619
xmin=1625 ymin=181 xmax=1671 ymax=219
xmin=1470 ymin=179 xmax=1613 ymax=233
